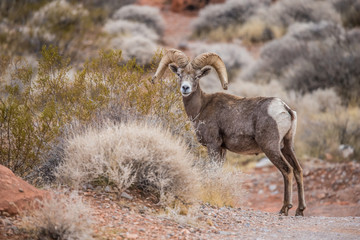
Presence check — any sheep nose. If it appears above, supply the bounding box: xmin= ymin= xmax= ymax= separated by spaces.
xmin=182 ymin=85 xmax=190 ymax=92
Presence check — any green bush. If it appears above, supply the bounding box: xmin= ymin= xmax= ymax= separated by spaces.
xmin=1 ymin=45 xmax=195 ymax=177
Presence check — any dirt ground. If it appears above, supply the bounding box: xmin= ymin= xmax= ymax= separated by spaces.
xmin=2 ymin=160 xmax=360 ymax=240
xmin=244 ymin=159 xmax=360 ymax=217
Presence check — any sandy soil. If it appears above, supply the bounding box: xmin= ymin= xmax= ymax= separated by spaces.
xmin=2 ymin=160 xmax=360 ymax=239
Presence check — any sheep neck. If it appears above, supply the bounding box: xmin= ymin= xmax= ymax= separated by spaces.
xmin=182 ymin=86 xmax=206 ymax=121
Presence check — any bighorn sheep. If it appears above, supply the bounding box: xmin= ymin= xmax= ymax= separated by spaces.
xmin=152 ymin=49 xmax=306 ymax=216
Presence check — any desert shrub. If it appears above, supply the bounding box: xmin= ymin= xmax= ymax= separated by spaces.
xmin=188 ymin=42 xmax=254 ymax=92
xmin=103 ymin=5 xmax=162 ymax=66
xmin=21 ymin=192 xmax=94 ymax=240
xmin=198 ymin=161 xmax=244 ymax=207
xmin=0 ymin=46 xmax=73 ymax=176
xmin=110 ymin=36 xmax=158 ymax=66
xmin=103 ymin=19 xmax=159 ymax=42
xmin=296 ymin=105 xmax=360 ymax=161
xmin=23 ymin=0 xmax=91 ymax=52
xmin=190 ymin=42 xmax=254 ymax=80
xmin=191 ymin=0 xmax=340 ymax=43
xmin=76 ymin=0 xmax=136 ymax=16
xmin=0 ymin=46 xmax=196 ymax=177
xmin=112 ymin=5 xmax=164 ymax=37
xmin=333 ymin=0 xmax=360 ymax=28
xmin=235 ymin=17 xmax=285 ymax=43
xmin=233 ymin=0 xmax=340 ymax=42
xmin=55 ymin=122 xmax=200 ymax=204
xmin=191 ymin=0 xmax=270 ymax=40
xmin=265 ymin=0 xmax=341 ymax=29
xmin=0 ymin=0 xmax=50 ymax=24
xmin=241 ymin=21 xmax=360 ymax=105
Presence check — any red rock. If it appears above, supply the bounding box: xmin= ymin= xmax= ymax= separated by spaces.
xmin=0 ymin=165 xmax=47 ymax=216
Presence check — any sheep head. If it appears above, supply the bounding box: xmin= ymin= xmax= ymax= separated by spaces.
xmin=152 ymin=49 xmax=228 ymax=97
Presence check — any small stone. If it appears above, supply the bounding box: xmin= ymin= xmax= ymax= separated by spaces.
xmin=126 ymin=233 xmax=138 ymax=239
xmin=256 ymin=157 xmax=273 ymax=168
xmin=120 ymin=192 xmax=133 ymax=200
xmin=18 ymin=188 xmax=24 ymax=193
xmin=206 ymin=219 xmax=214 ymax=226
xmin=2 ymin=219 xmax=11 ymax=226
xmin=180 ymin=229 xmax=190 ymax=235
xmin=11 ymin=226 xmax=19 ymax=235
xmin=104 ymin=186 xmax=111 ymax=193
xmin=219 ymin=231 xmax=234 ymax=235
xmin=269 ymin=184 xmax=277 ymax=192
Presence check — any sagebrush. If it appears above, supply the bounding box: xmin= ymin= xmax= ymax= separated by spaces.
xmin=55 ymin=122 xmax=200 ymax=204
xmin=21 ymin=192 xmax=94 ymax=240
xmin=112 ymin=5 xmax=164 ymax=36
xmin=241 ymin=21 xmax=360 ymax=105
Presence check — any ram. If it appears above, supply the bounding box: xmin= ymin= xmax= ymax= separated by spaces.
xmin=152 ymin=49 xmax=306 ymax=216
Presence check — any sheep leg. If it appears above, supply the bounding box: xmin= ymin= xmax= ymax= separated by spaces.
xmin=263 ymin=148 xmax=294 ymax=216
xmin=281 ymin=142 xmax=306 ymax=216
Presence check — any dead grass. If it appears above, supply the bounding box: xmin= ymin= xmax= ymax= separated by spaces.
xmin=55 ymin=121 xmax=200 ymax=204
xmin=20 ymin=191 xmax=94 ymax=240
xmin=197 ymin=161 xmax=245 ymax=208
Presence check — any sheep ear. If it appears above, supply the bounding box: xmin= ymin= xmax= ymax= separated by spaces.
xmin=169 ymin=63 xmax=179 ymax=74
xmin=197 ymin=66 xmax=212 ymax=79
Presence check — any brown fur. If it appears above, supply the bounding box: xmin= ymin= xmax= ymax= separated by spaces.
xmin=153 ymin=50 xmax=306 ymax=216
xmin=183 ymin=87 xmax=306 ymax=216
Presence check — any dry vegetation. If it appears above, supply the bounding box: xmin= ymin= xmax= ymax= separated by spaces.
xmin=1 ymin=0 xmax=360 ymax=238
xmin=20 ymin=192 xmax=94 ymax=240
xmin=56 ymin=122 xmax=200 ymax=204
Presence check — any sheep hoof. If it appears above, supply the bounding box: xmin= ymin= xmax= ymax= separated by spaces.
xmin=279 ymin=204 xmax=292 ymax=216
xmin=295 ymin=208 xmax=305 ymax=216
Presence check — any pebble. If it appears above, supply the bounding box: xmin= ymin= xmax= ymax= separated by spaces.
xmin=121 ymin=192 xmax=133 ymax=200
xmin=126 ymin=233 xmax=138 ymax=239
xmin=269 ymin=184 xmax=277 ymax=191
xmin=105 ymin=186 xmax=111 ymax=193
xmin=180 ymin=229 xmax=190 ymax=235
xmin=219 ymin=231 xmax=235 ymax=235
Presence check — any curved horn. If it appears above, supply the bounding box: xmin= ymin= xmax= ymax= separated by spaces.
xmin=191 ymin=52 xmax=228 ymax=90
xmin=152 ymin=49 xmax=189 ymax=82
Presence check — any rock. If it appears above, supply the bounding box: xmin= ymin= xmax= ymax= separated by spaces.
xmin=180 ymin=229 xmax=190 ymax=235
xmin=171 ymin=0 xmax=225 ymax=12
xmin=126 ymin=233 xmax=138 ymax=239
xmin=338 ymin=144 xmax=354 ymax=158
xmin=219 ymin=231 xmax=235 ymax=235
xmin=0 ymin=165 xmax=47 ymax=216
xmin=269 ymin=184 xmax=277 ymax=192
xmin=104 ymin=186 xmax=111 ymax=193
xmin=120 ymin=192 xmax=133 ymax=200
xmin=255 ymin=158 xmax=273 ymax=168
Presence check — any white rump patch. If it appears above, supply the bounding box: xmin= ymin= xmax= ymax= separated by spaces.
xmin=267 ymin=98 xmax=292 ymax=140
